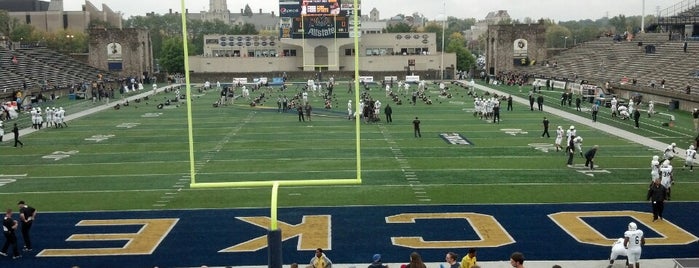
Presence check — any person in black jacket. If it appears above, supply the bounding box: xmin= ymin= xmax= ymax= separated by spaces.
xmin=17 ymin=201 xmax=36 ymax=251
xmin=536 ymin=94 xmax=544 ymax=111
xmin=584 ymin=145 xmax=599 ymax=170
xmin=633 ymin=109 xmax=641 ymax=128
xmin=12 ymin=123 xmax=23 ymax=148
xmin=647 ymin=179 xmax=667 ymax=221
xmin=384 ymin=104 xmax=393 ymax=123
xmin=1 ymin=209 xmax=20 ymax=259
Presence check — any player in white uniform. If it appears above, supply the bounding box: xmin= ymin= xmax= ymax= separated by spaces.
xmin=55 ymin=107 xmax=67 ymax=128
xmin=373 ymin=100 xmax=381 ymax=121
xmin=555 ymin=126 xmax=564 ymax=152
xmin=607 ymin=238 xmax=628 ymax=268
xmin=347 ymin=100 xmax=353 ymax=120
xmin=566 ymin=125 xmax=576 ymax=145
xmin=242 ymin=86 xmax=250 ymax=99
xmin=628 ymin=101 xmax=634 ymax=115
xmin=0 ymin=121 xmax=4 ymax=142
xmin=610 ymin=97 xmax=618 ymax=117
xmin=302 ymin=91 xmax=308 ymax=105
xmin=663 ymin=143 xmax=676 ymax=161
xmin=473 ymin=98 xmax=481 ymax=118
xmin=36 ymin=107 xmax=43 ymax=129
xmin=624 ymin=222 xmax=645 ymax=268
xmin=660 ymin=160 xmax=673 ymax=200
xmin=685 ymin=145 xmax=696 ymax=171
xmin=30 ymin=108 xmax=37 ymax=129
xmin=47 ymin=107 xmax=55 ymax=128
xmin=358 ymin=100 xmax=364 ymax=119
xmin=573 ymin=136 xmax=583 ymax=157
xmin=650 ymin=155 xmax=660 ymax=183
xmin=646 ymin=101 xmax=654 ymax=117
xmin=618 ymin=105 xmax=629 ymax=120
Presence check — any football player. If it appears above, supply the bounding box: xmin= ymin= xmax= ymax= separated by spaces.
xmin=607 ymin=238 xmax=628 ymax=268
xmin=685 ymin=145 xmax=696 ymax=171
xmin=663 ymin=143 xmax=676 ymax=162
xmin=573 ymin=136 xmax=584 ymax=157
xmin=660 ymin=160 xmax=673 ymax=200
xmin=554 ymin=126 xmax=564 ymax=152
xmin=624 ymin=222 xmax=645 ymax=268
xmin=650 ymin=155 xmax=660 ymax=184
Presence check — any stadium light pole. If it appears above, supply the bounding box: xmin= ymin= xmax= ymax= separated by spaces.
xmin=641 ymin=0 xmax=645 ymax=32
xmin=440 ymin=0 xmax=446 ymax=80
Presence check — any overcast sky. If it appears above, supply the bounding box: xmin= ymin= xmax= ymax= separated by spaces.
xmin=66 ymin=0 xmax=682 ymax=22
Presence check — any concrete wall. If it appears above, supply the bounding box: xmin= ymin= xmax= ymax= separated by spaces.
xmin=196 ymin=32 xmax=454 ymax=75
xmin=612 ymin=83 xmax=699 ymax=112
xmin=486 ymin=22 xmax=547 ymax=75
xmin=188 ymin=53 xmax=455 ymax=75
xmin=88 ymin=28 xmax=153 ymax=78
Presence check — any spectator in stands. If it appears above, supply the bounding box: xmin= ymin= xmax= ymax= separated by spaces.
xmin=369 ymin=254 xmax=388 ymax=268
xmin=405 ymin=252 xmax=426 ymax=268
xmin=509 ymin=252 xmax=526 ymax=268
xmin=444 ymin=252 xmax=460 ymax=268
xmin=686 ymin=84 xmax=691 ymax=94
xmin=684 ymin=41 xmax=688 ymax=53
xmin=307 ymin=248 xmax=331 ymax=268
xmin=461 ymin=248 xmax=477 ymax=268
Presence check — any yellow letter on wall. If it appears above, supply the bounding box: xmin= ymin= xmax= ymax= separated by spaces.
xmin=222 ymin=215 xmax=331 ymax=252
xmin=387 ymin=212 xmax=515 ymax=249
xmin=38 ymin=219 xmax=179 ymax=257
xmin=549 ymin=211 xmax=698 ymax=246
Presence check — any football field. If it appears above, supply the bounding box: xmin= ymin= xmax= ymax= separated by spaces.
xmin=0 ymin=80 xmax=697 ymax=267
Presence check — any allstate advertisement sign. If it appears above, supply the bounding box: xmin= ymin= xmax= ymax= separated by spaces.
xmin=304 ymin=16 xmax=336 ymax=38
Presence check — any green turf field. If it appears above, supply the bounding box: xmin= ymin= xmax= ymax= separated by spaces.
xmin=1 ymin=81 xmax=698 ymax=212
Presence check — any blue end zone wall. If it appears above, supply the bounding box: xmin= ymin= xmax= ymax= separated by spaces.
xmin=7 ymin=202 xmax=699 ymax=267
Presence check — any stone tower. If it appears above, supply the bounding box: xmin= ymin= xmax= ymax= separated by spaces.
xmin=370 ymin=7 xmax=379 ymax=22
xmin=210 ymin=0 xmax=227 ymax=13
xmin=202 ymin=0 xmax=230 ymax=23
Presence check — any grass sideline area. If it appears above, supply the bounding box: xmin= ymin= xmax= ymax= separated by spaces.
xmin=1 ymin=80 xmax=698 ymax=211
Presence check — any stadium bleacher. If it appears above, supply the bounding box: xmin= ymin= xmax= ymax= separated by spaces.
xmin=528 ymin=33 xmax=699 ymax=95
xmin=0 ymin=47 xmax=117 ymax=99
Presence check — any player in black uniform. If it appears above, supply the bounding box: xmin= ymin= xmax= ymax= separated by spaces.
xmin=18 ymin=201 xmax=36 ymax=251
xmin=1 ymin=209 xmax=20 ymax=259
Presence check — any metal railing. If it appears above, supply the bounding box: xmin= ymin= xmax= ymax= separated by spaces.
xmin=658 ymin=0 xmax=699 ymax=18
xmin=656 ymin=0 xmax=699 ymax=25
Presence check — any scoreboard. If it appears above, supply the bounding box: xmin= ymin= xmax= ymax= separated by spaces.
xmin=301 ymin=0 xmax=340 ymax=16
xmin=279 ymin=0 xmax=359 ymax=39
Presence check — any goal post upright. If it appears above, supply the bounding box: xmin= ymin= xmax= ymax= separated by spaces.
xmin=179 ymin=0 xmax=197 ymax=185
xmin=180 ymin=0 xmax=362 ymax=265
